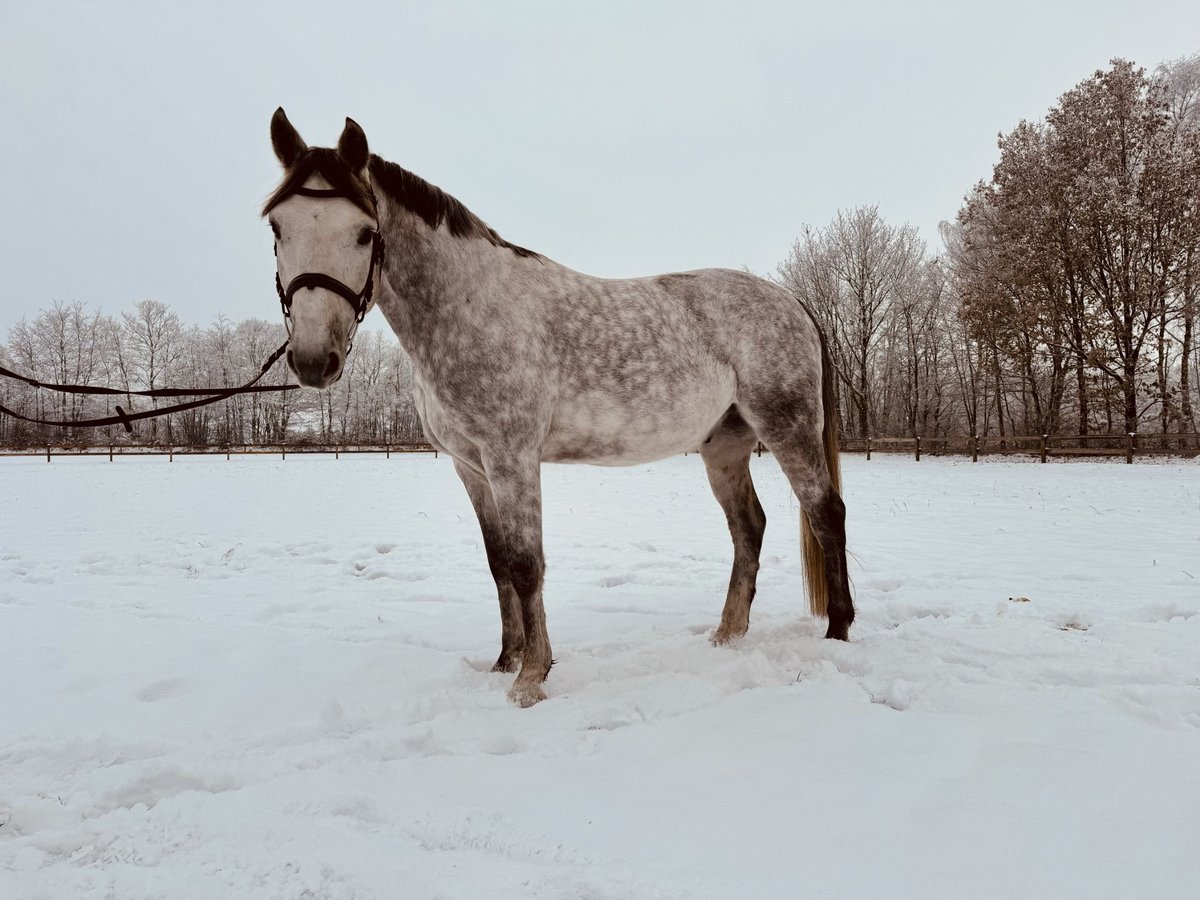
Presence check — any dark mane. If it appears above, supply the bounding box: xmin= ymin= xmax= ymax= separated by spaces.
xmin=262 ymin=148 xmax=377 ymax=218
xmin=262 ymin=148 xmax=538 ymax=259
xmin=368 ymin=155 xmax=538 ymax=259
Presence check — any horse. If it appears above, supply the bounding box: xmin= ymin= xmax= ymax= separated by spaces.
xmin=263 ymin=109 xmax=854 ymax=706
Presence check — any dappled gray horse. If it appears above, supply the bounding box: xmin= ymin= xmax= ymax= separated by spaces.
xmin=265 ymin=110 xmax=854 ymax=706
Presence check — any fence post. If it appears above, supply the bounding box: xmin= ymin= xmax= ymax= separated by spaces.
xmin=866 ymin=435 xmax=871 ymax=461
xmin=46 ymin=445 xmax=51 ymax=463
xmin=1040 ymin=434 xmax=1047 ymax=464
xmin=915 ymin=436 xmax=921 ymax=462
xmin=971 ymin=434 xmax=978 ymax=463
xmin=169 ymin=446 xmax=173 ymax=462
xmin=109 ymin=444 xmax=114 ymax=462
xmin=1126 ymin=432 xmax=1135 ymax=465
xmin=335 ymin=446 xmax=340 ymax=460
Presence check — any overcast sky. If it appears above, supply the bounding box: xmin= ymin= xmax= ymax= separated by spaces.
xmin=1 ymin=1 xmax=1197 ymax=336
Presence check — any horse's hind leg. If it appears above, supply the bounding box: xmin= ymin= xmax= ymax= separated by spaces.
xmin=453 ymin=458 xmax=525 ymax=672
xmin=795 ymin=473 xmax=853 ymax=640
xmin=701 ymin=409 xmax=767 ymax=644
xmin=737 ymin=399 xmax=854 ymax=639
xmin=766 ymin=435 xmax=854 ymax=639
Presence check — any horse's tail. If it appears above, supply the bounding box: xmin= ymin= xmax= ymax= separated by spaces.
xmin=800 ymin=319 xmax=841 ymax=620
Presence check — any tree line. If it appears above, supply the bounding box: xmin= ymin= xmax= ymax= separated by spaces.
xmin=0 ymin=299 xmax=424 ymax=447
xmin=2 ymin=56 xmax=1197 ymax=448
xmin=778 ymin=56 xmax=1199 ymax=439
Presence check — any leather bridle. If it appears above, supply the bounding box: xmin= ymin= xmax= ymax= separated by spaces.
xmin=274 ymin=185 xmax=386 ymax=353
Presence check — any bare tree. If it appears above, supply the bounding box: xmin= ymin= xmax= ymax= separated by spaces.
xmin=1158 ymin=52 xmax=1200 ymax=432
xmin=778 ymin=207 xmax=928 ymax=437
xmin=121 ymin=299 xmax=184 ymax=442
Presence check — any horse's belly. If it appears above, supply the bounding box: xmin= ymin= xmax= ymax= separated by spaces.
xmin=543 ymin=375 xmax=736 ymax=466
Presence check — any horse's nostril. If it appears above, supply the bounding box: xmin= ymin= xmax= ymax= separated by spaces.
xmin=324 ymin=352 xmax=341 ymax=378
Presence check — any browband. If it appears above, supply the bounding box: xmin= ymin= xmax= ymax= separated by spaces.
xmin=293 ymin=186 xmax=346 ymax=198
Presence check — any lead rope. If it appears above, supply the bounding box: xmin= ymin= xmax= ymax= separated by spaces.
xmin=0 ymin=340 xmax=295 ymax=433
xmin=2 ymin=190 xmax=384 ymax=433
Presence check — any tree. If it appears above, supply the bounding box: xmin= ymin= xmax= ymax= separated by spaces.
xmin=5 ymin=300 xmax=106 ymax=437
xmin=950 ymin=58 xmax=1200 ymax=436
xmin=1158 ymin=53 xmax=1200 ymax=432
xmin=1051 ymin=60 xmax=1197 ymax=433
xmin=121 ymin=299 xmax=184 ymax=441
xmin=777 ymin=207 xmax=928 ymax=438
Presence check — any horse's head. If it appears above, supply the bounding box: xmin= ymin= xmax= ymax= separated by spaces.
xmin=264 ymin=108 xmax=383 ymax=389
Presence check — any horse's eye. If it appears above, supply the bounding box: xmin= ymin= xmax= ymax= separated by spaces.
xmin=357 ymin=228 xmax=375 ymax=246
xmin=270 ymin=221 xmax=281 ymax=239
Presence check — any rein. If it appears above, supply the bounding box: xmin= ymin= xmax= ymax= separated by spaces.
xmin=1 ymin=185 xmax=385 ymax=434
xmin=0 ymin=341 xmax=294 ymax=433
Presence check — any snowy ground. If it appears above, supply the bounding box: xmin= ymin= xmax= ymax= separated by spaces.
xmin=1 ymin=453 xmax=1197 ymax=899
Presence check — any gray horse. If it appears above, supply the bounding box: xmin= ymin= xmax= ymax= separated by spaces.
xmin=264 ymin=110 xmax=854 ymax=706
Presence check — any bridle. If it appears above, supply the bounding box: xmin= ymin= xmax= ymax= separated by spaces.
xmin=273 ymin=185 xmax=386 ymax=353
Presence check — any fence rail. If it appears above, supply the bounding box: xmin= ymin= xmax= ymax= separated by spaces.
xmin=0 ymin=442 xmax=438 ymax=461
xmin=835 ymin=431 xmax=1199 ymax=463
xmin=4 ymin=433 xmax=1198 ymax=464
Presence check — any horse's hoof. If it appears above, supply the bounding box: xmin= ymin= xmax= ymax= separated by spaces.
xmin=491 ymin=654 xmax=522 ymax=674
xmin=824 ymin=620 xmax=851 ymax=641
xmin=710 ymin=625 xmax=747 ymax=646
xmin=507 ymin=682 xmax=547 ymax=708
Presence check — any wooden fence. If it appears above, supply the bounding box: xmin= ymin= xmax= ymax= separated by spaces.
xmin=835 ymin=432 xmax=1200 ymax=464
xmin=3 ymin=432 xmax=1198 ymax=464
xmin=0 ymin=442 xmax=438 ymax=461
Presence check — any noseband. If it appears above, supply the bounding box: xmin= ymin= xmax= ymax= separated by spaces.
xmin=274 ymin=185 xmax=386 ymax=349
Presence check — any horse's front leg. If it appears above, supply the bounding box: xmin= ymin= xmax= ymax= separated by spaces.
xmin=453 ymin=459 xmax=525 ymax=672
xmin=482 ymin=450 xmax=551 ymax=707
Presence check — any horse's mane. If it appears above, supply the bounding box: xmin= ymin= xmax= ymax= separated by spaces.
xmin=262 ymin=148 xmax=538 ymax=259
xmin=368 ymin=156 xmax=538 ymax=259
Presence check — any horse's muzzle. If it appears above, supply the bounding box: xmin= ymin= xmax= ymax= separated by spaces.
xmin=288 ymin=347 xmax=344 ymax=389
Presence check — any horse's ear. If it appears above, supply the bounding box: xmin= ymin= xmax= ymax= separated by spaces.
xmin=337 ymin=117 xmax=369 ymax=173
xmin=271 ymin=107 xmax=307 ymax=169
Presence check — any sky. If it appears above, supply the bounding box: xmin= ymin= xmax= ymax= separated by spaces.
xmin=0 ymin=0 xmax=1197 ymax=336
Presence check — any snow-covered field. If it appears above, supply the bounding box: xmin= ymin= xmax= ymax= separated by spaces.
xmin=1 ymin=453 xmax=1197 ymax=899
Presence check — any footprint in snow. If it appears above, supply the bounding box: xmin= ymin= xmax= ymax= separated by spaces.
xmin=596 ymin=574 xmax=631 ymax=588
xmin=362 ymin=568 xmax=429 ymax=582
xmin=134 ymin=677 xmax=187 ymax=703
xmin=96 ymin=767 xmax=240 ymax=814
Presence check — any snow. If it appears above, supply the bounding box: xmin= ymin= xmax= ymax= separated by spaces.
xmin=1 ymin=453 xmax=1197 ymax=899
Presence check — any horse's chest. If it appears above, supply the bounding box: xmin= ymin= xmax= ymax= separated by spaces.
xmin=412 ymin=368 xmax=543 ymax=457
xmin=410 ymin=376 xmax=466 ymax=456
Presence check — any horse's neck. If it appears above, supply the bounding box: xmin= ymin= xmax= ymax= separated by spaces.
xmin=373 ymin=213 xmax=528 ymax=372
